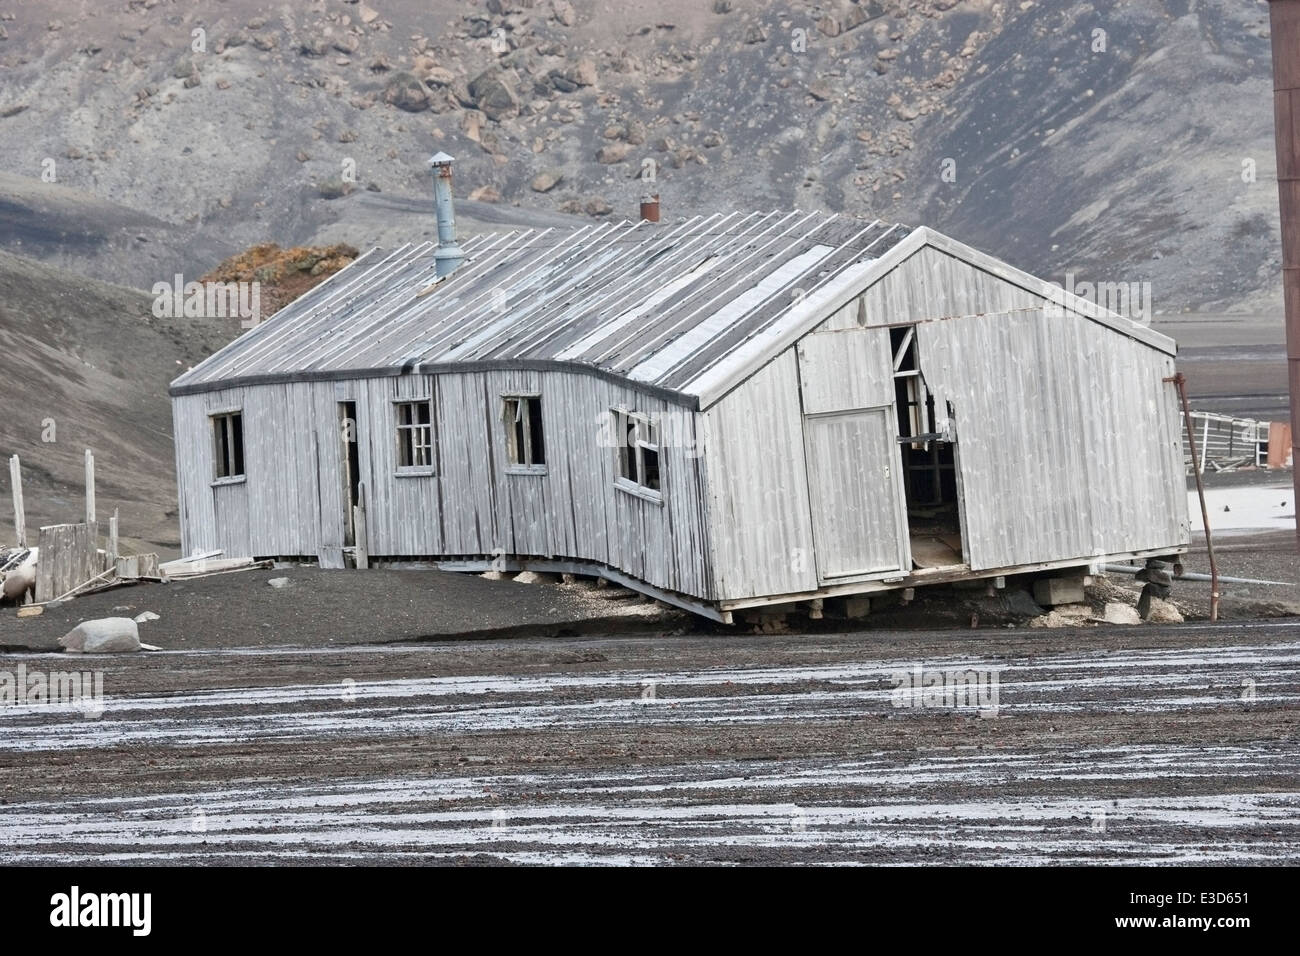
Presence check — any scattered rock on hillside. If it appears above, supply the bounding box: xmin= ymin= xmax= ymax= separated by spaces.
xmin=530 ymin=169 xmax=562 ymax=192
xmin=468 ymin=69 xmax=519 ymax=120
xmin=383 ymin=72 xmax=431 ymax=112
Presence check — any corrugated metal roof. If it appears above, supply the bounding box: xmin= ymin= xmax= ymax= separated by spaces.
xmin=170 ymin=211 xmax=908 ymax=402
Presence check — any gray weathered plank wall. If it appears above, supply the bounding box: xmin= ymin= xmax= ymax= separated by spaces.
xmin=848 ymin=244 xmax=1188 ymax=571
xmin=918 ymin=308 xmax=1187 ymax=570
xmin=698 ymin=350 xmax=819 ymax=601
xmin=173 ymin=369 xmax=714 ymax=599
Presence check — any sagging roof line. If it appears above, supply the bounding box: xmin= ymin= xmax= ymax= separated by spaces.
xmin=169 ymin=213 xmax=916 ymax=400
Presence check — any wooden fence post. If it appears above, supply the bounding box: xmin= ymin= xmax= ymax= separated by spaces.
xmin=84 ymin=448 xmax=97 ymax=556
xmin=9 ymin=455 xmax=24 ymax=548
xmin=108 ymin=509 xmax=119 ymax=568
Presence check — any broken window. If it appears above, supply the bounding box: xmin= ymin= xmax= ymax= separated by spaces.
xmin=614 ymin=409 xmax=662 ymax=496
xmin=395 ymin=400 xmax=435 ymax=471
xmin=891 ymin=326 xmax=931 ymax=445
xmin=503 ymin=396 xmax=545 ymax=469
xmin=212 ymin=411 xmax=245 ymax=480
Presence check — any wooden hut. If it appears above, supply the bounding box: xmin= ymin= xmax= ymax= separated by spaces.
xmin=170 ymin=160 xmax=1187 ymax=622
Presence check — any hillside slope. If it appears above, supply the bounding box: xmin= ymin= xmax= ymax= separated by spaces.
xmin=0 ymin=250 xmax=236 ymax=553
xmin=0 ymin=0 xmax=1284 ymax=311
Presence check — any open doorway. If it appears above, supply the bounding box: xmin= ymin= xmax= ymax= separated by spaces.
xmin=890 ymin=326 xmax=964 ymax=569
xmin=338 ymin=401 xmax=361 ymax=547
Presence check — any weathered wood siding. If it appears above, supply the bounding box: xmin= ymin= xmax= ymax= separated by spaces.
xmin=918 ymin=308 xmax=1187 ymax=569
xmin=813 ymin=243 xmax=1188 ymax=571
xmin=172 ymin=369 xmax=713 ymax=598
xmin=698 ymin=351 xmax=818 ymax=601
xmin=816 ymin=245 xmax=1040 ymax=330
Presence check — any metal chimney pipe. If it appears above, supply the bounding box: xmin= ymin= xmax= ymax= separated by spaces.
xmin=1268 ymin=1 xmax=1300 ymax=542
xmin=640 ymin=194 xmax=661 ymax=223
xmin=428 ymin=151 xmax=465 ymax=277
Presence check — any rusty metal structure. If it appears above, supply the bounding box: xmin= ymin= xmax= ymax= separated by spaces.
xmin=1268 ymin=0 xmax=1300 ymax=543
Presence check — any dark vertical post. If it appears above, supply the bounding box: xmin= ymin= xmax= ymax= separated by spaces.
xmin=1268 ymin=0 xmax=1300 ymax=542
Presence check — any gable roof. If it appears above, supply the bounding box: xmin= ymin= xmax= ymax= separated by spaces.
xmin=169 ymin=212 xmax=907 ymax=403
xmin=169 ymin=214 xmax=1175 ymax=409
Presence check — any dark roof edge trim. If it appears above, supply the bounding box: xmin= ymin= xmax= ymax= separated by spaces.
xmin=167 ymin=359 xmax=702 ymax=409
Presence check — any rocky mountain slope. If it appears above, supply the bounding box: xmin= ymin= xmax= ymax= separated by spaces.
xmin=0 ymin=0 xmax=1285 ymax=311
xmin=0 ymin=250 xmax=235 ymax=552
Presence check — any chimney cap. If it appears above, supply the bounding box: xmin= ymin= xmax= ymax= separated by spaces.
xmin=428 ymin=151 xmax=456 ymax=167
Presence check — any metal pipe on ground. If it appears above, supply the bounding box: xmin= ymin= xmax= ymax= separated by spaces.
xmin=1267 ymin=0 xmax=1300 ymax=543
xmin=1102 ymin=564 xmax=1292 ymax=588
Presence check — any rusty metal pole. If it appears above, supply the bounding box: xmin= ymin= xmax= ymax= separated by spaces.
xmin=1267 ymin=0 xmax=1300 ymax=545
xmin=1167 ymin=373 xmax=1220 ymax=621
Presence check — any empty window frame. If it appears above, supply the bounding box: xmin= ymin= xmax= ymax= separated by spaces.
xmin=891 ymin=325 xmax=932 ymax=444
xmin=614 ymin=409 xmax=662 ymax=497
xmin=503 ymin=396 xmax=545 ymax=470
xmin=211 ymin=411 xmax=245 ymax=480
xmin=395 ymin=399 xmax=435 ymax=471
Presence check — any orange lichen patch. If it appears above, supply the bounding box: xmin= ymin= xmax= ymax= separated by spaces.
xmin=200 ymin=243 xmax=360 ymax=317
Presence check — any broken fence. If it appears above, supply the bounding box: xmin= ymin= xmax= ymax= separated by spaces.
xmin=1180 ymin=411 xmax=1272 ymax=474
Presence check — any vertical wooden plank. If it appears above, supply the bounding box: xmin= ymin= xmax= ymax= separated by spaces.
xmin=8 ymin=455 xmax=24 ymax=547
xmin=354 ymin=482 xmax=369 ymax=569
xmin=35 ymin=523 xmax=94 ymax=602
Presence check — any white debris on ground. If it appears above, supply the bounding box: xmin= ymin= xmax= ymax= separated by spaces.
xmin=1100 ymin=603 xmax=1142 ymax=625
xmin=1191 ymin=485 xmax=1296 ymax=535
xmin=59 ymin=618 xmax=142 ymax=653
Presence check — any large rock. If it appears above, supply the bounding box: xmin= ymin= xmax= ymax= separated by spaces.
xmin=383 ymin=72 xmax=431 ymax=112
xmin=60 ymin=618 xmax=142 ymax=654
xmin=596 ymin=142 xmax=631 ymax=164
xmin=1100 ymin=602 xmax=1141 ymax=625
xmin=468 ymin=70 xmax=519 ymax=121
xmin=1145 ymin=598 xmax=1184 ymax=624
xmin=551 ymin=0 xmax=577 ymax=26
xmin=571 ymin=57 xmax=598 ymax=87
xmin=530 ymin=169 xmax=563 ymax=192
